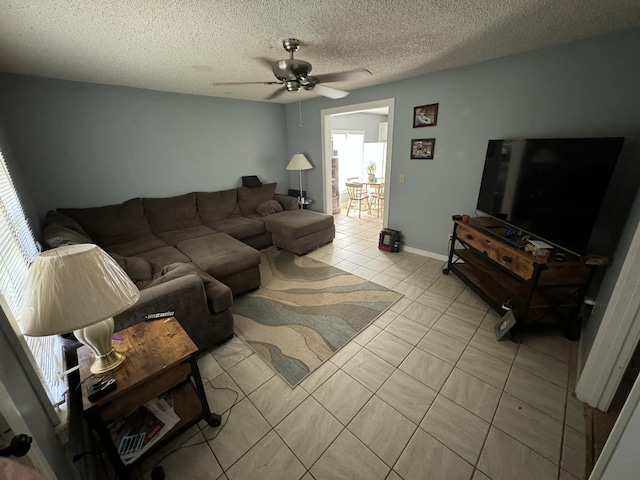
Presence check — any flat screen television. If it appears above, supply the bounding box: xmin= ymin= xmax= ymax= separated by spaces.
xmin=476 ymin=137 xmax=625 ymax=256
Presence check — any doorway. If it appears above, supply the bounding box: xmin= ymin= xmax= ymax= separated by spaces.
xmin=321 ymin=99 xmax=395 ymax=224
xmin=331 ymin=130 xmax=365 ymax=209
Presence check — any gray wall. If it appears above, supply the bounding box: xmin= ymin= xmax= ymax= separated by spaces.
xmin=331 ymin=113 xmax=388 ymax=142
xmin=0 ymin=74 xmax=289 ymax=232
xmin=285 ymin=27 xmax=640 ymax=258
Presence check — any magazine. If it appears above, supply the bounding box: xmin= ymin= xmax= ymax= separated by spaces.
xmin=108 ymin=394 xmax=180 ymax=465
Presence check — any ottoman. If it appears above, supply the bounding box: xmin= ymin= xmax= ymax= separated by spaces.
xmin=260 ymin=210 xmax=335 ymax=255
xmin=177 ymin=233 xmax=261 ymax=295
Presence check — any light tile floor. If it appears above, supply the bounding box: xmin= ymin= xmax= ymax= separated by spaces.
xmin=133 ymin=209 xmax=588 ymax=480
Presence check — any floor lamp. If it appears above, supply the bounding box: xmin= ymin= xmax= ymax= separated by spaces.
xmin=286 ymin=153 xmax=313 ymax=203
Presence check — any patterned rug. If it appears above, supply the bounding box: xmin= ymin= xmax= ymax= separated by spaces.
xmin=231 ymin=247 xmax=403 ymax=386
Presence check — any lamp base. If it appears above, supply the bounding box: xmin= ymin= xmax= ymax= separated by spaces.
xmin=74 ymin=317 xmax=126 ymax=374
xmin=90 ymin=349 xmax=126 ymax=375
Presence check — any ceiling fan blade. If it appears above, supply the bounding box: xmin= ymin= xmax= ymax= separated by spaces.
xmin=313 ymin=68 xmax=372 ymax=84
xmin=256 ymin=57 xmax=277 ymax=69
xmin=212 ymin=81 xmax=282 ymax=86
xmin=265 ymin=86 xmax=287 ymax=100
xmin=314 ymin=84 xmax=350 ymax=99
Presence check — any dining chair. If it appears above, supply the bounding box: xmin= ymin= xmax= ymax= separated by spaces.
xmin=345 ymin=182 xmax=371 ymax=218
xmin=369 ymin=183 xmax=385 ymax=217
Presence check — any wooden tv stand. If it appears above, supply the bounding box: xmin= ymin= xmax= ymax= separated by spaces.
xmin=444 ymin=217 xmax=596 ymax=339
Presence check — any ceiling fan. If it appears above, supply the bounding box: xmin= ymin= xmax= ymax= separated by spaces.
xmin=213 ymin=38 xmax=372 ymax=100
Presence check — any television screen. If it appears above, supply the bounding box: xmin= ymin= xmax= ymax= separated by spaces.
xmin=476 ymin=137 xmax=625 ymax=255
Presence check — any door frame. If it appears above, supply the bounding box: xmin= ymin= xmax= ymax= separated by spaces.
xmin=320 ymin=98 xmax=395 ymax=224
xmin=576 ymin=219 xmax=640 ymax=411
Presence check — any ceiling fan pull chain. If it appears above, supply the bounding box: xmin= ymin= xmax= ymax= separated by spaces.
xmin=299 ymin=100 xmax=303 ymax=127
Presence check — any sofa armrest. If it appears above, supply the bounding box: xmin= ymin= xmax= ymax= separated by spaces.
xmin=114 ymin=273 xmax=233 ymax=352
xmin=275 ymin=194 xmax=298 ymax=211
xmin=114 ymin=274 xmax=214 ymax=331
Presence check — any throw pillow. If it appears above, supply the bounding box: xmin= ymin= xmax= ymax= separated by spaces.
xmin=256 ymin=199 xmax=283 ymax=217
xmin=237 ymin=183 xmax=277 ymax=216
xmin=110 ymin=253 xmax=153 ymax=284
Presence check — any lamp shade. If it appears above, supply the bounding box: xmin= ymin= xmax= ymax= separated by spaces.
xmin=20 ymin=244 xmax=140 ymax=336
xmin=286 ymin=153 xmax=313 ymax=171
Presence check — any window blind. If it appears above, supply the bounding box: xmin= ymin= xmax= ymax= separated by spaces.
xmin=0 ymin=147 xmax=65 ymax=407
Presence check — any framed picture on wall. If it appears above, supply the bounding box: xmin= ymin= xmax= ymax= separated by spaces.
xmin=410 ymin=138 xmax=435 ymax=160
xmin=413 ymin=103 xmax=438 ymax=128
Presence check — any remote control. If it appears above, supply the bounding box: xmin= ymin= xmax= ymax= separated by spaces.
xmin=144 ymin=311 xmax=175 ymax=321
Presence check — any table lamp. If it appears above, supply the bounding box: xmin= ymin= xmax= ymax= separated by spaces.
xmin=20 ymin=244 xmax=140 ymax=374
xmin=286 ymin=153 xmax=313 ymax=202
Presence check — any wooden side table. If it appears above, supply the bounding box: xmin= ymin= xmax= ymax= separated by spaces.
xmin=77 ymin=318 xmax=220 ymax=479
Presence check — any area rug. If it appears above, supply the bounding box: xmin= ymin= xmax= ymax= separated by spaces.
xmin=231 ymin=247 xmax=403 ymax=386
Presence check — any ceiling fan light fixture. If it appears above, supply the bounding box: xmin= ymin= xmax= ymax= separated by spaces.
xmin=282 ymin=38 xmax=300 ymax=53
xmin=285 ymin=80 xmax=301 ymax=92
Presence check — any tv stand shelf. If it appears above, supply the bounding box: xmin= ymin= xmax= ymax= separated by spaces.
xmin=445 ymin=217 xmax=595 ymax=339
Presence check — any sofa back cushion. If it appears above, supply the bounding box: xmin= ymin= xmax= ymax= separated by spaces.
xmin=59 ymin=198 xmax=151 ymax=247
xmin=42 ymin=210 xmax=89 ymax=235
xmin=143 ymin=193 xmax=201 ymax=233
xmin=237 ymin=183 xmax=277 ymax=216
xmin=197 ymin=189 xmax=241 ymax=223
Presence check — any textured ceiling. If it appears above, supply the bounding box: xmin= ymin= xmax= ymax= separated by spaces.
xmin=1 ymin=0 xmax=640 ymax=103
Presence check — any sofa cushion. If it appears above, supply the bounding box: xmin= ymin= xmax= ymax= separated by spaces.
xmin=136 ymin=246 xmax=191 ymax=274
xmin=260 ymin=210 xmax=335 ymax=238
xmin=143 ymin=193 xmax=201 ymax=233
xmin=237 ymin=183 xmax=277 ymax=216
xmin=197 ymin=189 xmax=242 ymax=223
xmin=156 ymin=225 xmax=218 ymax=246
xmin=42 ymin=224 xmax=94 ymax=249
xmin=203 ymin=216 xmax=265 ymax=240
xmin=105 ymin=235 xmax=168 ymax=257
xmin=177 ymin=233 xmax=260 ymax=279
xmin=59 ymin=198 xmax=152 ymax=247
xmin=256 ymin=199 xmax=283 ymax=217
xmin=110 ymin=253 xmax=153 ymax=284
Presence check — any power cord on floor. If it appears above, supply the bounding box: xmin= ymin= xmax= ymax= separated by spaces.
xmin=149 ymin=383 xmax=240 ymax=479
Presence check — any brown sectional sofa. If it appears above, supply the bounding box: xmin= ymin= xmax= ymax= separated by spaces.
xmin=42 ymin=183 xmax=335 ymax=351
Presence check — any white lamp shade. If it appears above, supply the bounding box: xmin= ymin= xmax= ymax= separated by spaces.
xmin=286 ymin=153 xmax=313 ymax=171
xmin=20 ymin=244 xmax=140 ymax=336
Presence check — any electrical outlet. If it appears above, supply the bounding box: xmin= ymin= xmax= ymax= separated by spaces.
xmin=448 ymin=234 xmax=453 ymax=241
xmin=398 ymin=174 xmax=405 ymax=183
